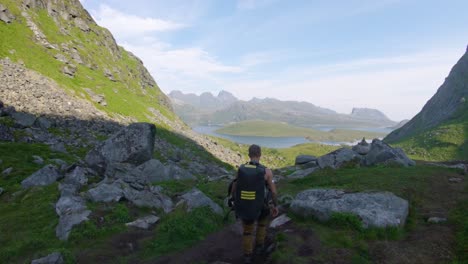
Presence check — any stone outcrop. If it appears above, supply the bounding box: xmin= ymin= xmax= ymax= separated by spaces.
xmin=363 ymin=139 xmax=415 ymax=167
xmin=126 ymin=215 xmax=160 ymax=229
xmin=85 ymin=123 xmax=156 ymax=174
xmin=178 ymin=188 xmax=223 ymax=215
xmin=21 ymin=165 xmax=62 ymax=188
xmin=0 ymin=4 xmax=15 ymax=24
xmin=31 ymin=252 xmax=64 ymax=264
xmin=290 ymin=189 xmax=409 ymax=228
xmin=352 ymin=138 xmax=371 ymax=155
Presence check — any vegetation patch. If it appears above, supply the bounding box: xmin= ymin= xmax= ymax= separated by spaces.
xmin=143 ymin=207 xmax=224 ymax=258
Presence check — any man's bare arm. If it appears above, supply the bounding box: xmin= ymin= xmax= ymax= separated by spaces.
xmin=265 ymin=168 xmax=278 ymax=206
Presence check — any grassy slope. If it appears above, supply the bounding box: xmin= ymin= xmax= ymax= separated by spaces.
xmin=0 ymin=0 xmax=175 ymax=124
xmin=390 ymin=106 xmax=468 ymax=161
xmin=216 ymin=120 xmax=386 ymax=142
xmin=275 ymin=165 xmax=468 ymax=263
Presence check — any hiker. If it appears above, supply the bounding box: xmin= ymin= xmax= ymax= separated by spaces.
xmin=232 ymin=144 xmax=279 ymax=264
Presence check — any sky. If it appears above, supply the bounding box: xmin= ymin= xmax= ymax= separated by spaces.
xmin=79 ymin=0 xmax=468 ymax=121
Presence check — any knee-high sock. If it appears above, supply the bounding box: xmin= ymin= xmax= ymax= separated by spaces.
xmin=242 ymin=221 xmax=255 ymax=255
xmin=256 ymin=216 xmax=269 ymax=246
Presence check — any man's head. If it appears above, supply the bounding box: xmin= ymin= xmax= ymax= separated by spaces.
xmin=248 ymin=144 xmax=262 ymax=160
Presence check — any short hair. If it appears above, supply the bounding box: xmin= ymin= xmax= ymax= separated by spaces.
xmin=248 ymin=144 xmax=261 ymax=158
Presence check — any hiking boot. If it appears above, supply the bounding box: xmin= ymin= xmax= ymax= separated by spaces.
xmin=243 ymin=253 xmax=253 ymax=264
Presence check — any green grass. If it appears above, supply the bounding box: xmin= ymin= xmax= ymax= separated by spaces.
xmin=216 ymin=120 xmax=386 ymax=142
xmin=0 ymin=142 xmax=78 ymax=263
xmin=275 ymin=165 xmax=466 ymax=263
xmin=210 ymin=136 xmax=339 ymax=168
xmin=143 ymin=206 xmax=224 ymax=258
xmin=388 ymin=105 xmax=468 ymax=161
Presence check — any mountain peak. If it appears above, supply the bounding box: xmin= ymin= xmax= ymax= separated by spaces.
xmin=351 ymin=108 xmax=392 ymax=122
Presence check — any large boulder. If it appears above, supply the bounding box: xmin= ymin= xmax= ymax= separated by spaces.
xmin=85 ymin=123 xmax=156 ymax=174
xmin=295 ymin=155 xmax=317 ymax=165
xmin=63 ymin=166 xmax=88 ymax=187
xmin=363 ymin=139 xmax=415 ymax=167
xmin=352 ymin=138 xmax=371 ymax=155
xmin=21 ymin=165 xmax=62 ymax=188
xmin=288 ymin=167 xmax=319 ymax=179
xmin=317 ymin=148 xmax=361 ymax=169
xmin=106 ymin=159 xmax=195 ymax=184
xmin=86 ymin=180 xmax=125 ymax=203
xmin=123 ymin=186 xmax=173 ymax=213
xmin=11 ymin=112 xmax=36 ymax=127
xmin=55 ymin=195 xmax=91 ymax=241
xmin=31 ymin=252 xmax=64 ymax=264
xmin=179 ymin=188 xmax=223 ymax=215
xmin=290 ymin=189 xmax=409 ymax=228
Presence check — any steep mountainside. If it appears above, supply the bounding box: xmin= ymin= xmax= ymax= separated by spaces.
xmin=170 ymin=91 xmax=397 ymax=128
xmin=0 ymin=0 xmax=173 ymax=123
xmin=385 ymin=47 xmax=468 ymax=160
xmin=0 ymin=0 xmax=243 ymax=166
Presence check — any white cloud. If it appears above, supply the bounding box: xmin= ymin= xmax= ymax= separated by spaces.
xmin=222 ymin=48 xmax=464 ymax=121
xmin=91 ymin=5 xmax=185 ymax=38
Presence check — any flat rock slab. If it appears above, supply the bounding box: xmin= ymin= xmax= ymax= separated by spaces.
xmin=288 ymin=167 xmax=319 ymax=179
xmin=55 ymin=194 xmax=91 ymax=241
xmin=87 ymin=181 xmax=125 ymax=203
xmin=126 ymin=215 xmax=160 ymax=229
xmin=31 ymin=252 xmax=64 ymax=264
xmin=270 ymin=214 xmax=291 ymax=228
xmin=290 ymin=189 xmax=409 ymax=228
xmin=427 ymin=217 xmax=447 ymax=224
xmin=21 ymin=165 xmax=61 ymax=188
xmin=179 ymin=188 xmax=223 ymax=215
xmin=295 ymin=155 xmax=317 ymax=165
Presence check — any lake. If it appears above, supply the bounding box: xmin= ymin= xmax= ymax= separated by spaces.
xmin=194 ymin=125 xmax=391 ymax=148
xmin=193 ymin=126 xmax=309 ymax=148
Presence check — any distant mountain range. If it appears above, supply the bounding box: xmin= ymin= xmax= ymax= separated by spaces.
xmin=169 ymin=90 xmax=398 ymax=128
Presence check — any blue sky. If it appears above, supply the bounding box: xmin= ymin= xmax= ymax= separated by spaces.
xmin=79 ymin=0 xmax=468 ymax=120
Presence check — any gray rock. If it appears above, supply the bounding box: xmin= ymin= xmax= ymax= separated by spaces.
xmin=85 ymin=123 xmax=156 ymax=174
xmin=11 ymin=112 xmax=36 ymax=127
xmin=84 ymin=88 xmax=107 ymax=106
xmin=0 ymin=124 xmax=14 ymax=141
xmin=123 ymin=187 xmax=173 ymax=213
xmin=33 ymin=155 xmax=44 ymax=165
xmin=87 ymin=181 xmax=125 ymax=202
xmin=295 ymin=155 xmax=317 ymax=165
xmin=62 ymin=65 xmax=76 ymax=77
xmin=0 ymin=4 xmax=14 ymax=24
xmin=74 ymin=17 xmax=89 ymax=32
xmin=290 ymin=189 xmax=409 ymax=228
xmin=179 ymin=188 xmax=223 ymax=215
xmin=352 ymin=138 xmax=371 ymax=155
xmin=56 ymin=209 xmax=91 ymax=240
xmin=64 ymin=166 xmax=88 ymax=187
xmin=58 ymin=183 xmax=78 ymax=197
xmin=50 ymin=159 xmax=68 ymax=167
xmin=288 ymin=167 xmax=319 ymax=179
xmin=2 ymin=167 xmax=12 ymax=176
xmin=51 ymin=142 xmax=67 ymax=153
xmin=427 ymin=217 xmax=447 ymax=224
xmin=131 ymin=160 xmax=195 ymax=183
xmin=54 ymin=53 xmax=68 ymax=63
xmin=125 ymin=215 xmax=160 ymax=229
xmin=363 ymin=139 xmax=415 ymax=167
xmin=317 ymin=148 xmax=361 ymax=169
xmin=21 ymin=165 xmax=62 ymax=188
xmin=31 ymin=252 xmax=64 ymax=264
xmin=270 ymin=214 xmax=291 ymax=228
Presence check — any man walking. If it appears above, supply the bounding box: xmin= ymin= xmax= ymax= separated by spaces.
xmin=234 ymin=144 xmax=278 ymax=263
